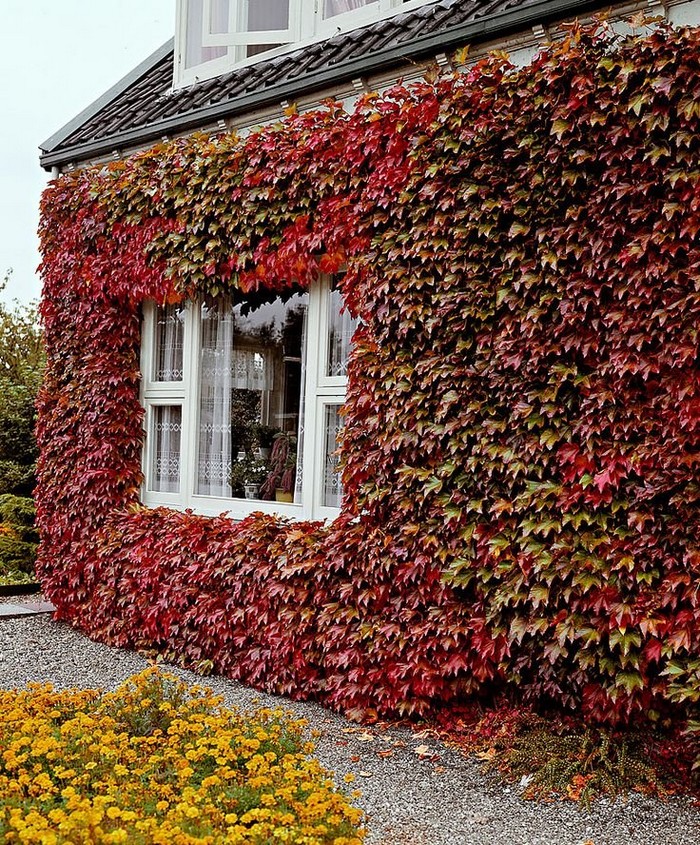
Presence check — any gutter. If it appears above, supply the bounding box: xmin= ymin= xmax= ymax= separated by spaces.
xmin=39 ymin=0 xmax=609 ymax=170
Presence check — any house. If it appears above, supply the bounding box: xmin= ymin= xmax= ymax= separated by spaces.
xmin=37 ymin=0 xmax=700 ymax=722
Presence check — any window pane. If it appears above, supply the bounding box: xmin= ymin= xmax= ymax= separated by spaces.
xmin=327 ymin=281 xmax=357 ymax=378
xmin=150 ymin=406 xmax=182 ymax=493
xmin=243 ymin=0 xmax=288 ymax=54
xmin=322 ymin=404 xmax=344 ymax=508
xmin=185 ymin=0 xmax=227 ymax=68
xmin=196 ymin=292 xmax=308 ymax=502
xmin=246 ymin=0 xmax=289 ymax=31
xmin=154 ymin=304 xmax=185 ymax=382
xmin=210 ymin=0 xmax=230 ymax=32
xmin=324 ymin=0 xmax=377 ymax=19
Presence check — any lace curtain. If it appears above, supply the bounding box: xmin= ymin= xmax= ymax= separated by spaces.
xmin=231 ymin=349 xmax=269 ymax=391
xmin=294 ymin=307 xmax=308 ymax=499
xmin=198 ymin=306 xmax=234 ymax=497
xmin=327 ymin=286 xmax=357 ymax=378
xmin=155 ymin=304 xmax=184 ymax=381
xmin=152 ymin=405 xmax=182 ymax=493
xmin=322 ymin=404 xmax=343 ymax=508
xmin=197 ymin=304 xmax=275 ymax=496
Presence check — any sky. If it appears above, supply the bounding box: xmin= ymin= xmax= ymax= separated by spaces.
xmin=0 ymin=1 xmax=174 ymax=304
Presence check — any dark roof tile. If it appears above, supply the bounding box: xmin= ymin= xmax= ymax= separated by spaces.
xmin=41 ymin=0 xmax=598 ymax=167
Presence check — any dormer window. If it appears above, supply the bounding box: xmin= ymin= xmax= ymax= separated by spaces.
xmin=200 ymin=0 xmax=297 ymax=50
xmin=176 ymin=0 xmax=434 ymax=86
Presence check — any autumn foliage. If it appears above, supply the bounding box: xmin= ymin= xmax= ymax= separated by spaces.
xmin=37 ymin=21 xmax=700 ymax=736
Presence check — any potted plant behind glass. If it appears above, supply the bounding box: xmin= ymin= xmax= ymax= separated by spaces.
xmin=253 ymin=424 xmax=279 ymax=460
xmin=229 ymin=455 xmax=268 ymax=500
xmin=276 ymin=441 xmax=297 ymax=503
xmin=258 ymin=432 xmax=297 ymax=502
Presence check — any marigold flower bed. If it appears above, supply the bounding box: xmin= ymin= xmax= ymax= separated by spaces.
xmin=0 ymin=667 xmax=365 ymax=844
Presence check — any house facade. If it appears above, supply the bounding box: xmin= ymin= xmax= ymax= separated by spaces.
xmin=37 ymin=0 xmax=700 ymax=723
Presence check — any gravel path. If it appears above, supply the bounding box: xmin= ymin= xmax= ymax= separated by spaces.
xmin=1 ymin=609 xmax=699 ymax=845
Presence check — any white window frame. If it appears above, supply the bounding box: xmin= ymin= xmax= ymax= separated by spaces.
xmin=140 ymin=277 xmax=352 ymax=521
xmin=316 ymin=0 xmax=391 ymax=38
xmin=299 ymin=277 xmax=351 ymax=521
xmin=175 ymin=0 xmax=438 ymax=86
xmin=201 ymin=0 xmax=302 ymax=47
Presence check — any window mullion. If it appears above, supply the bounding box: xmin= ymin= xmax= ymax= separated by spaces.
xmin=139 ymin=304 xmax=153 ymax=500
xmin=306 ymin=275 xmax=351 ymax=521
xmin=301 ymin=279 xmax=323 ymax=521
xmin=300 ymin=0 xmax=315 ymax=41
xmin=182 ymin=300 xmax=199 ymax=510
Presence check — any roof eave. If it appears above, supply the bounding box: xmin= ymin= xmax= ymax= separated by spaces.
xmin=39 ymin=0 xmax=605 ymax=171
xmin=40 ymin=39 xmax=175 ymax=160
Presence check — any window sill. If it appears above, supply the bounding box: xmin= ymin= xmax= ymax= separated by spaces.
xmin=141 ymin=492 xmax=304 ymax=520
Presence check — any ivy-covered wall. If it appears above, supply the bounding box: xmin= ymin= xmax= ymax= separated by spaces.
xmin=38 ymin=22 xmax=700 ymax=726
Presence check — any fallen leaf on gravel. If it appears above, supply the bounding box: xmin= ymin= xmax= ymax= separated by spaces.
xmin=433 ymin=765 xmax=446 ymax=773
xmin=414 ymin=744 xmax=431 ymax=757
xmin=350 ymin=755 xmax=361 ymax=762
xmin=376 ymin=750 xmax=393 ymax=759
xmin=357 ymin=732 xmax=375 ymax=742
xmin=358 ymin=771 xmax=373 ymax=778
xmin=341 ymin=727 xmax=358 ymax=734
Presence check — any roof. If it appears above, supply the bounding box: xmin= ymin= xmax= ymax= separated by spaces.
xmin=40 ymin=0 xmax=607 ymax=170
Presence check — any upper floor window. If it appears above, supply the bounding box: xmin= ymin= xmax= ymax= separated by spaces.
xmin=176 ymin=0 xmax=435 ymax=85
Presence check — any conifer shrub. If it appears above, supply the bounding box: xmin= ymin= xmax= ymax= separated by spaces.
xmin=0 ymin=495 xmax=37 ymax=581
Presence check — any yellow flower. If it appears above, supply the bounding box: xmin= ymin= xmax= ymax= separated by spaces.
xmin=0 ymin=668 xmax=365 ymax=843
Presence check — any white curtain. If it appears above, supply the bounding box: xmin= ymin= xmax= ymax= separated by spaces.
xmin=151 ymin=305 xmax=184 ymax=494
xmin=324 ymin=0 xmax=372 ymax=19
xmin=232 ymin=349 xmax=270 ymax=390
xmin=186 ymin=0 xmax=228 ymax=68
xmin=294 ymin=306 xmax=308 ymax=500
xmin=197 ymin=305 xmax=234 ymax=497
xmin=152 ymin=405 xmax=182 ymax=493
xmin=155 ymin=304 xmax=184 ymax=381
xmin=322 ymin=404 xmax=343 ymax=508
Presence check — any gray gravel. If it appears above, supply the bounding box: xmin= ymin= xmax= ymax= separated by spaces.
xmin=1 ymin=608 xmax=699 ymax=845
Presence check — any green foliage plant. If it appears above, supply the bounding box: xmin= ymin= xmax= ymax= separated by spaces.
xmin=0 ymin=494 xmax=38 ymax=578
xmin=0 ymin=273 xmax=43 ymax=495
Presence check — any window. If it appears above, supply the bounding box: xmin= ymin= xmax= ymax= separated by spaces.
xmin=175 ymin=0 xmax=435 ymax=85
xmin=140 ymin=278 xmax=357 ymax=521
